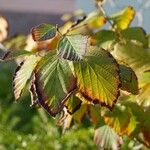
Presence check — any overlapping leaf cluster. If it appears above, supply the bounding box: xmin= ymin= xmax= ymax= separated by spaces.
xmin=0 ymin=2 xmax=150 ymax=149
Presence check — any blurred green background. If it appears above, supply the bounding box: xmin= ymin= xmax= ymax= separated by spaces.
xmin=0 ymin=60 xmax=97 ymax=149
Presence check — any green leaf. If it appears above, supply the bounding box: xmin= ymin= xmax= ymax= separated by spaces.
xmin=34 ymin=51 xmax=76 ymax=116
xmin=96 ymin=30 xmax=117 ymax=50
xmin=121 ymin=27 xmax=148 ymax=47
xmin=113 ymin=41 xmax=150 ymax=74
xmin=94 ymin=125 xmax=123 ymax=150
xmin=2 ymin=50 xmax=33 ymax=61
xmin=104 ymin=102 xmax=143 ymax=136
xmin=109 ymin=6 xmax=135 ymax=30
xmin=31 ymin=23 xmax=57 ymax=41
xmin=119 ymin=65 xmax=138 ymax=95
xmin=88 ymin=105 xmax=101 ymax=124
xmin=13 ymin=55 xmax=41 ymax=100
xmin=64 ymin=94 xmax=82 ymax=114
xmin=104 ymin=105 xmax=131 ymax=135
xmin=58 ymin=35 xmax=88 ymax=61
xmin=74 ymin=47 xmax=120 ymax=108
xmin=73 ymin=104 xmax=87 ymax=123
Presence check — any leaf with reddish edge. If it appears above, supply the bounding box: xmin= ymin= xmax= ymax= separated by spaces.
xmin=13 ymin=55 xmax=41 ymax=100
xmin=74 ymin=46 xmax=120 ymax=109
xmin=29 ymin=73 xmax=39 ymax=107
xmin=31 ymin=23 xmax=57 ymax=42
xmin=2 ymin=49 xmax=33 ymax=61
xmin=94 ymin=125 xmax=123 ymax=150
xmin=34 ymin=51 xmax=76 ymax=117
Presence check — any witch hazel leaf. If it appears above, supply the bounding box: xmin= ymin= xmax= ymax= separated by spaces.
xmin=95 ymin=30 xmax=117 ymax=50
xmin=113 ymin=41 xmax=150 ymax=74
xmin=104 ymin=105 xmax=131 ymax=136
xmin=2 ymin=49 xmax=33 ymax=61
xmin=29 ymin=73 xmax=39 ymax=107
xmin=13 ymin=55 xmax=41 ymax=100
xmin=109 ymin=6 xmax=135 ymax=30
xmin=58 ymin=35 xmax=88 ymax=61
xmin=31 ymin=23 xmax=57 ymax=41
xmin=119 ymin=65 xmax=138 ymax=95
xmin=34 ymin=51 xmax=76 ymax=117
xmin=74 ymin=47 xmax=120 ymax=108
xmin=121 ymin=27 xmax=148 ymax=47
xmin=94 ymin=125 xmax=123 ymax=150
xmin=104 ymin=102 xmax=142 ymax=136
xmin=64 ymin=94 xmax=82 ymax=114
xmin=72 ymin=104 xmax=88 ymax=123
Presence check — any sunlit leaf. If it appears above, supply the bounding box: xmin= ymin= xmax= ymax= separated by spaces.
xmin=121 ymin=27 xmax=148 ymax=47
xmin=110 ymin=6 xmax=135 ymax=30
xmin=74 ymin=47 xmax=120 ymax=108
xmin=104 ymin=102 xmax=143 ymax=136
xmin=13 ymin=55 xmax=41 ymax=100
xmin=2 ymin=49 xmax=33 ymax=61
xmin=95 ymin=30 xmax=117 ymax=50
xmin=34 ymin=51 xmax=76 ymax=116
xmin=58 ymin=35 xmax=88 ymax=61
xmin=31 ymin=23 xmax=57 ymax=41
xmin=94 ymin=125 xmax=123 ymax=150
xmin=64 ymin=94 xmax=82 ymax=114
xmin=119 ymin=65 xmax=138 ymax=95
xmin=104 ymin=105 xmax=130 ymax=135
xmin=0 ymin=15 xmax=8 ymax=42
xmin=76 ymin=92 xmax=93 ymax=104
xmin=113 ymin=41 xmax=150 ymax=74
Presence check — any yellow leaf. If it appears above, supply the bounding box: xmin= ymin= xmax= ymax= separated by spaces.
xmin=110 ymin=6 xmax=135 ymax=30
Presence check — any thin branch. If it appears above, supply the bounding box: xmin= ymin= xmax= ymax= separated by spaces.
xmin=95 ymin=1 xmax=122 ymax=40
